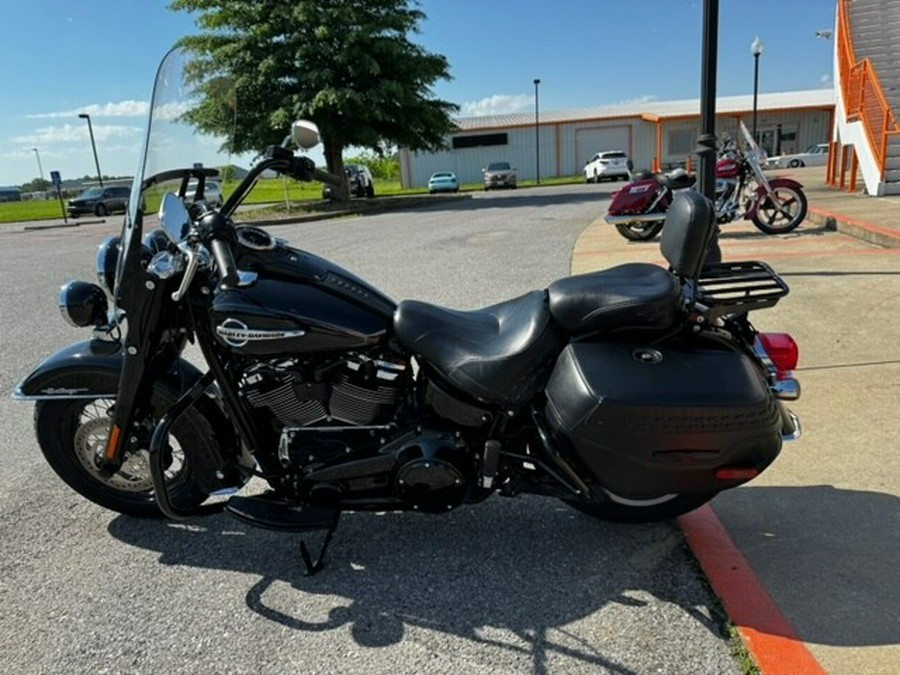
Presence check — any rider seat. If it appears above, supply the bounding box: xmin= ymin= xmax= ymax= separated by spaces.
xmin=658 ymin=171 xmax=696 ymax=191
xmin=394 ymin=291 xmax=564 ymax=405
xmin=393 ymin=192 xmax=716 ymax=407
xmin=546 ymin=263 xmax=679 ymax=335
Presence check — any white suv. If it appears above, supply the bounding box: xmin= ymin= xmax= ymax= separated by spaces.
xmin=583 ymin=151 xmax=631 ymax=183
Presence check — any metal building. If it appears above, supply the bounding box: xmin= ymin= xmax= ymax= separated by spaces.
xmin=399 ymin=89 xmax=834 ymax=188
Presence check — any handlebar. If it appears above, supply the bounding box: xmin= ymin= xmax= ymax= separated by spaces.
xmin=315 ymin=167 xmax=344 ymax=187
xmin=199 ymin=211 xmax=239 ymax=290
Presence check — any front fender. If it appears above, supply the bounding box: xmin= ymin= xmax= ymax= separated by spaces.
xmin=745 ymin=177 xmax=805 ymax=221
xmin=15 ymin=338 xmax=243 ymax=495
xmin=13 ymin=338 xmax=202 ymax=400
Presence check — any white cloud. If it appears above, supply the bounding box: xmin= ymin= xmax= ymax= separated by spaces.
xmin=461 ymin=94 xmax=534 ymax=117
xmin=27 ymin=100 xmax=150 ymax=119
xmin=607 ymin=95 xmax=658 ymax=107
xmin=12 ymin=123 xmax=143 ymax=145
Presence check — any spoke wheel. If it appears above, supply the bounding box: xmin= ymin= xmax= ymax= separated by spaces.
xmin=34 ymin=377 xmax=211 ymax=517
xmin=752 ymin=185 xmax=808 ymax=234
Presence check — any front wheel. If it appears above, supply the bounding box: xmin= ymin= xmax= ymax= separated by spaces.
xmin=563 ymin=489 xmax=718 ymax=523
xmin=34 ymin=378 xmax=211 ymax=517
xmin=615 ymin=220 xmax=664 ymax=241
xmin=752 ymin=185 xmax=808 ymax=234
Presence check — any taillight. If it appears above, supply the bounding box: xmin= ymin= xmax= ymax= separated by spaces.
xmin=759 ymin=332 xmax=799 ymax=377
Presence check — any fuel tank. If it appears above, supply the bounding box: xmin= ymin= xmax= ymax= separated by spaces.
xmin=210 ymin=228 xmax=396 ymax=356
xmin=716 ymin=158 xmax=741 ymax=180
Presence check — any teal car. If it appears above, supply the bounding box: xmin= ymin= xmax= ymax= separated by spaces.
xmin=428 ymin=171 xmax=460 ymax=193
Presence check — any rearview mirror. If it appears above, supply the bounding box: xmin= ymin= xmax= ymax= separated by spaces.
xmin=291 ymin=120 xmax=321 ymax=150
xmin=159 ymin=192 xmax=191 ymax=243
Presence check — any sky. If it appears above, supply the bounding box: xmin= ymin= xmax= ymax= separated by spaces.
xmin=0 ymin=0 xmax=838 ymax=187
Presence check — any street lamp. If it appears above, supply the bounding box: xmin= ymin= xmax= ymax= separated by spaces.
xmin=32 ymin=148 xmax=45 ymax=184
xmin=78 ymin=113 xmax=103 ymax=187
xmin=534 ymin=78 xmax=541 ymax=184
xmin=751 ymin=36 xmax=764 ymax=143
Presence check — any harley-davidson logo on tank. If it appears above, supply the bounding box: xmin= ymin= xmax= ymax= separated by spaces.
xmin=216 ymin=318 xmax=306 ymax=348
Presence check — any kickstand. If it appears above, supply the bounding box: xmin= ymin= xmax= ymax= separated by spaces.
xmin=299 ymin=517 xmax=340 ymax=576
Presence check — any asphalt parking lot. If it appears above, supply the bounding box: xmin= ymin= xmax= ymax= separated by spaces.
xmin=2 ymin=176 xmax=897 ymax=674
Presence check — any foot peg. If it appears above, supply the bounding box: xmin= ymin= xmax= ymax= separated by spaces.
xmin=225 ymin=494 xmax=340 ymax=575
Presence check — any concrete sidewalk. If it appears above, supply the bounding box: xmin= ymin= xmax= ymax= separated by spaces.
xmin=788 ymin=165 xmax=900 ymax=248
xmin=572 ymin=165 xmax=900 ymax=675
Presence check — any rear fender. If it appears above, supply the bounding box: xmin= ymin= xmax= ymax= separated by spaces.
xmin=744 ymin=177 xmax=804 ymax=221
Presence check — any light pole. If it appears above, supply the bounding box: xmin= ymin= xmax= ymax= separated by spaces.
xmin=78 ymin=113 xmax=103 ymax=187
xmin=751 ymin=36 xmax=764 ymax=143
xmin=534 ymin=78 xmax=541 ymax=184
xmin=32 ymin=148 xmax=45 ymax=185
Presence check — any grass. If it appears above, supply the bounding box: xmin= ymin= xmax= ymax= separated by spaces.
xmin=0 ymin=174 xmax=585 ymax=224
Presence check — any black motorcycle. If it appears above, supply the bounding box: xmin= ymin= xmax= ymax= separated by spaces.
xmin=14 ymin=49 xmax=801 ymax=574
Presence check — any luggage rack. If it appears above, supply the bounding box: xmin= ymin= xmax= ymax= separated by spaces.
xmin=691 ymin=261 xmax=789 ymax=319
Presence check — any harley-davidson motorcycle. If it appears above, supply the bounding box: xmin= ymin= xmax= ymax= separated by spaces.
xmin=605 ymin=121 xmax=808 ymax=241
xmin=14 ymin=49 xmax=801 ymax=574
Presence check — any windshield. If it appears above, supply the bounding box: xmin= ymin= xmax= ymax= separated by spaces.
xmin=738 ymin=120 xmax=765 ymax=162
xmin=117 ymin=47 xmax=234 ymax=306
xmin=78 ymin=188 xmax=104 ymax=199
xmin=488 ymin=162 xmax=510 ymax=171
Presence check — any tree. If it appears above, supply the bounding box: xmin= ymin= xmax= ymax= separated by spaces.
xmin=169 ymin=0 xmax=458 ymax=200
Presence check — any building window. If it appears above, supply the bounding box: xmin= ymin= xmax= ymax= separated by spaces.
xmin=452 ymin=133 xmax=509 ymax=149
xmin=668 ymin=128 xmax=696 ymax=155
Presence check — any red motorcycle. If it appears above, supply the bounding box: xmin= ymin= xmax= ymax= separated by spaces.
xmin=605 ymin=122 xmax=808 ymax=241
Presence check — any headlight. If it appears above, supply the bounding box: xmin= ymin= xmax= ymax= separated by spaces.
xmin=96 ymin=235 xmax=121 ymax=297
xmin=58 ymin=280 xmax=109 ymax=327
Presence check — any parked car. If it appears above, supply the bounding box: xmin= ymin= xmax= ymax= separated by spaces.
xmin=185 ymin=179 xmax=224 ymax=207
xmin=428 ymin=171 xmax=460 ymax=193
xmin=584 ymin=150 xmax=631 ymax=183
xmin=766 ymin=143 xmax=830 ymax=169
xmin=323 ymin=164 xmax=376 ymax=199
xmin=66 ymin=185 xmax=131 ymax=218
xmin=482 ymin=161 xmax=517 ymax=190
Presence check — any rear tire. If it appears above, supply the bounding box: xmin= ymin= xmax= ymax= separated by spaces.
xmin=94 ymin=203 xmax=108 ymax=217
xmin=563 ymin=490 xmax=718 ymax=523
xmin=34 ymin=376 xmax=211 ymax=517
xmin=614 ymin=221 xmax=664 ymax=241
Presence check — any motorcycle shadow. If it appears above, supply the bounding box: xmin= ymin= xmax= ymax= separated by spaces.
xmin=107 ymin=495 xmax=726 ymax=661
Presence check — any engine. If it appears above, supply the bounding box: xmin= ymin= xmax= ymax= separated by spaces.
xmin=239 ymin=353 xmax=408 ymax=429
xmin=237 ymin=353 xmax=474 ymax=512
xmin=715 ymin=178 xmax=738 ymax=223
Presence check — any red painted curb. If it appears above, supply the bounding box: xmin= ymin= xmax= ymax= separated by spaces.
xmin=678 ymin=505 xmax=827 ymax=675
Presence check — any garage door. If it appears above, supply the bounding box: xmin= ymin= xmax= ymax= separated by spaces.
xmin=575 ymin=126 xmax=632 ymax=170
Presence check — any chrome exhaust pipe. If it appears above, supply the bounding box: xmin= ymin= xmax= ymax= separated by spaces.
xmin=604 ymin=212 xmax=667 ymax=225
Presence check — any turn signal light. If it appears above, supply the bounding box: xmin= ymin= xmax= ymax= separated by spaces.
xmin=759 ymin=332 xmax=799 ymax=377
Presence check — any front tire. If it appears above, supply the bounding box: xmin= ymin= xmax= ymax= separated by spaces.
xmin=34 ymin=378 xmax=211 ymax=517
xmin=752 ymin=185 xmax=808 ymax=234
xmin=614 ymin=220 xmax=664 ymax=241
xmin=563 ymin=489 xmax=718 ymax=523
